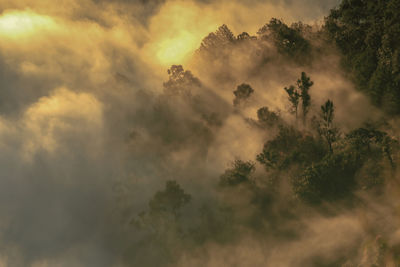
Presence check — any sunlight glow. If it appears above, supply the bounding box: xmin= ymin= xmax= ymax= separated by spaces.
xmin=0 ymin=11 xmax=55 ymax=38
xmin=143 ymin=1 xmax=219 ymax=67
xmin=156 ymin=31 xmax=198 ymax=65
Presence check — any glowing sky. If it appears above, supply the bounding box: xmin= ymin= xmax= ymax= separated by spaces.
xmin=0 ymin=0 xmax=339 ymax=67
xmin=0 ymin=11 xmax=56 ymax=39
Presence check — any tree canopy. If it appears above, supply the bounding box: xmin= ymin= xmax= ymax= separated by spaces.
xmin=325 ymin=0 xmax=400 ymax=114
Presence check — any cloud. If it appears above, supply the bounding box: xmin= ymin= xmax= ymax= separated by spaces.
xmin=21 ymin=88 xmax=103 ymax=159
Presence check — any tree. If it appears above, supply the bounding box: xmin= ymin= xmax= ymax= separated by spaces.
xmin=131 ymin=180 xmax=191 ymax=266
xmin=284 ymin=72 xmax=313 ymax=124
xmin=257 ymin=125 xmax=325 ymax=170
xmin=236 ymin=32 xmax=257 ymax=41
xmin=284 ymin=85 xmax=301 ymax=119
xmin=149 ymin=180 xmax=191 ymax=217
xmin=233 ymin=83 xmax=254 ymax=106
xmin=199 ymin=24 xmax=236 ymax=52
xmin=219 ymin=160 xmax=255 ymax=187
xmin=257 ymin=107 xmax=281 ymax=128
xmin=163 ymin=65 xmax=201 ymax=95
xmin=317 ymin=100 xmax=339 ymax=153
xmin=325 ymin=0 xmax=400 ymax=114
xmin=297 ymin=72 xmax=313 ymax=124
xmin=292 ymin=152 xmax=359 ymax=203
xmin=346 ymin=126 xmax=398 ymax=170
xmin=133 ymin=180 xmax=191 ymax=233
xmin=257 ymin=18 xmax=311 ymax=63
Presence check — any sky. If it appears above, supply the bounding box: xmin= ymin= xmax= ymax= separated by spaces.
xmin=0 ymin=0 xmax=371 ymax=266
xmin=0 ymin=0 xmax=341 ymax=69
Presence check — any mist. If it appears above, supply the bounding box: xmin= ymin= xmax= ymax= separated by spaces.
xmin=0 ymin=0 xmax=399 ymax=266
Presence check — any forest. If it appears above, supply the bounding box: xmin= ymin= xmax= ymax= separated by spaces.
xmin=128 ymin=0 xmax=400 ymax=266
xmin=0 ymin=0 xmax=400 ymax=266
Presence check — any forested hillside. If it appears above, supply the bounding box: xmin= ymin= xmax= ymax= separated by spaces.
xmin=326 ymin=0 xmax=400 ymax=114
xmin=127 ymin=1 xmax=400 ymax=266
xmin=0 ymin=0 xmax=399 ymax=266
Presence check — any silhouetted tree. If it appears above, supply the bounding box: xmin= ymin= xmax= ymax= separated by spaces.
xmin=131 ymin=180 xmax=191 ymax=265
xmin=233 ymin=83 xmax=254 ymax=106
xmin=317 ymin=100 xmax=339 ymax=153
xmin=163 ymin=65 xmax=201 ymax=95
xmin=237 ymin=32 xmax=257 ymax=41
xmin=258 ymin=18 xmax=311 ymax=63
xmin=148 ymin=180 xmax=191 ymax=217
xmin=257 ymin=125 xmax=325 ymax=170
xmin=284 ymin=72 xmax=313 ymax=124
xmin=199 ymin=24 xmax=235 ymax=51
xmin=297 ymin=72 xmax=313 ymax=124
xmin=346 ymin=126 xmax=398 ymax=170
xmin=257 ymin=107 xmax=281 ymax=128
xmin=219 ymin=160 xmax=255 ymax=187
xmin=284 ymin=85 xmax=301 ymax=119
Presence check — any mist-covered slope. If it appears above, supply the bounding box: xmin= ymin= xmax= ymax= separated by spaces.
xmin=0 ymin=0 xmax=399 ymax=266
xmin=127 ymin=2 xmax=400 ymax=266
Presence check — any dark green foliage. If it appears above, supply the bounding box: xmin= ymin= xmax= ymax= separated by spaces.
xmin=257 ymin=125 xmax=302 ymax=169
xmin=257 ymin=106 xmax=281 ymax=128
xmin=219 ymin=160 xmax=255 ymax=187
xmin=325 ymin=0 xmax=400 ymax=114
xmin=346 ymin=127 xmax=387 ymax=153
xmin=233 ymin=83 xmax=254 ymax=106
xmin=346 ymin=126 xmax=398 ymax=169
xmin=256 ymin=116 xmax=396 ymax=204
xmin=381 ymin=134 xmax=398 ymax=169
xmin=292 ymin=152 xmax=360 ymax=203
xmin=284 ymin=72 xmax=313 ymax=123
xmin=297 ymin=72 xmax=313 ymax=123
xmin=257 ymin=125 xmax=326 ymax=170
xmin=316 ymin=100 xmax=340 ymax=153
xmin=258 ymin=18 xmax=311 ymax=63
xmin=284 ymin=85 xmax=301 ymax=119
xmin=321 ymin=100 xmax=334 ymax=125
